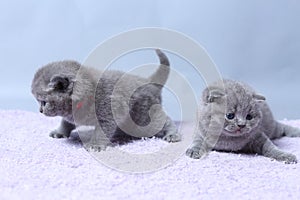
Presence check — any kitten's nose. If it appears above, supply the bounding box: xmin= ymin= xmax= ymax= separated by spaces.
xmin=238 ymin=124 xmax=246 ymax=128
xmin=39 ymin=107 xmax=43 ymax=113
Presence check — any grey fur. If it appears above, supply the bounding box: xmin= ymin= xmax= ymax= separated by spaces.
xmin=31 ymin=50 xmax=180 ymax=151
xmin=186 ymin=79 xmax=300 ymax=164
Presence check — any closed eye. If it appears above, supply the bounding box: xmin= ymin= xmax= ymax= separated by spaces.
xmin=41 ymin=101 xmax=46 ymax=106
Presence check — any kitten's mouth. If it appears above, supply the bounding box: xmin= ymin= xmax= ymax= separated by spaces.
xmin=40 ymin=110 xmax=56 ymax=117
xmin=224 ymin=129 xmax=245 ymax=136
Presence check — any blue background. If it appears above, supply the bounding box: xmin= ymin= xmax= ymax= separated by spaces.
xmin=1 ymin=0 xmax=300 ymax=120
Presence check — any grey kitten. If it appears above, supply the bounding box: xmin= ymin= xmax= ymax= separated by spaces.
xmin=186 ymin=79 xmax=300 ymax=163
xmin=31 ymin=49 xmax=180 ymax=151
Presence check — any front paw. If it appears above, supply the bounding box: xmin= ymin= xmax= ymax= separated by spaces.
xmin=186 ymin=147 xmax=204 ymax=159
xmin=49 ymin=130 xmax=69 ymax=138
xmin=85 ymin=143 xmax=107 ymax=152
xmin=163 ymin=133 xmax=181 ymax=143
xmin=273 ymin=153 xmax=298 ymax=164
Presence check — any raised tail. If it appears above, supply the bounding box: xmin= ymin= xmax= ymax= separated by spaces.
xmin=149 ymin=49 xmax=170 ymax=86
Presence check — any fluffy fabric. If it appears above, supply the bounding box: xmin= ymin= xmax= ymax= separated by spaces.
xmin=1 ymin=110 xmax=300 ymax=199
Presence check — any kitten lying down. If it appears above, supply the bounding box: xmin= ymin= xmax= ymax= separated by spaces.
xmin=31 ymin=50 xmax=180 ymax=151
xmin=186 ymin=79 xmax=300 ymax=164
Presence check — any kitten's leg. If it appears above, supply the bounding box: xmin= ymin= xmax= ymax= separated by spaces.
xmin=186 ymin=113 xmax=224 ymax=159
xmin=277 ymin=122 xmax=300 ymax=137
xmin=186 ymin=128 xmax=218 ymax=159
xmin=85 ymin=125 xmax=111 ymax=152
xmin=161 ymin=117 xmax=181 ymax=142
xmin=49 ymin=118 xmax=75 ymax=138
xmin=186 ymin=131 xmax=206 ymax=159
xmin=110 ymin=127 xmax=138 ymax=144
xmin=246 ymin=133 xmax=297 ymax=164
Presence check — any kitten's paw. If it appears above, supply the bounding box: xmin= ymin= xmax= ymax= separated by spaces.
xmin=281 ymin=123 xmax=300 ymax=137
xmin=186 ymin=148 xmax=204 ymax=159
xmin=273 ymin=153 xmax=298 ymax=164
xmin=163 ymin=133 xmax=181 ymax=143
xmin=85 ymin=143 xmax=107 ymax=152
xmin=49 ymin=130 xmax=69 ymax=138
xmin=286 ymin=128 xmax=300 ymax=137
xmin=283 ymin=154 xmax=297 ymax=164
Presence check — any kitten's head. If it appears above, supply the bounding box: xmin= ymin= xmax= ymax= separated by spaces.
xmin=203 ymin=80 xmax=265 ymax=137
xmin=31 ymin=61 xmax=80 ymax=117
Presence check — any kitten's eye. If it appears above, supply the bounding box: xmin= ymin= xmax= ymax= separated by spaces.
xmin=246 ymin=114 xmax=253 ymax=120
xmin=226 ymin=113 xmax=235 ymax=120
xmin=41 ymin=101 xmax=46 ymax=106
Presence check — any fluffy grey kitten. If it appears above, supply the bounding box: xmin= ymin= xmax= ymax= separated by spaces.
xmin=186 ymin=79 xmax=300 ymax=163
xmin=31 ymin=49 xmax=180 ymax=151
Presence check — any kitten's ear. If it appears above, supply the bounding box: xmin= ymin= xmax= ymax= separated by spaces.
xmin=253 ymin=94 xmax=266 ymax=101
xmin=48 ymin=74 xmax=74 ymax=92
xmin=203 ymin=88 xmax=225 ymax=103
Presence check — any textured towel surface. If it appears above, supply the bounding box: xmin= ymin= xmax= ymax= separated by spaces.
xmin=1 ymin=110 xmax=300 ymax=199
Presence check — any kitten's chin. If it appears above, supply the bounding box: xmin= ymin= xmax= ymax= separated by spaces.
xmin=223 ymin=129 xmax=247 ymax=137
xmin=40 ymin=110 xmax=59 ymax=117
xmin=42 ymin=112 xmax=57 ymax=117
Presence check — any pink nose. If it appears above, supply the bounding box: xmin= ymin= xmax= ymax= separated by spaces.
xmin=238 ymin=124 xmax=246 ymax=128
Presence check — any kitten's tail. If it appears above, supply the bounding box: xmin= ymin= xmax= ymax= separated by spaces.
xmin=149 ymin=49 xmax=170 ymax=86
